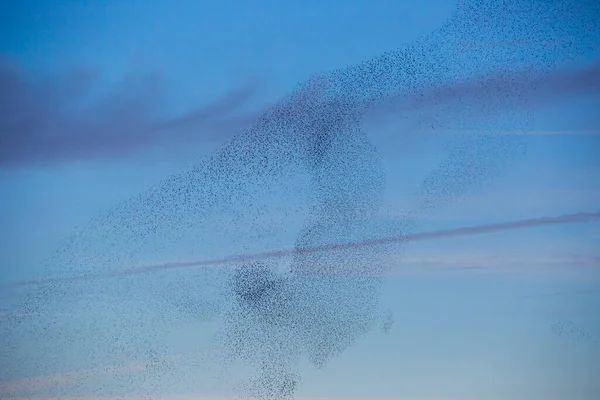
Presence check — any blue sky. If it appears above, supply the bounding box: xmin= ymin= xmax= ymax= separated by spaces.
xmin=1 ymin=0 xmax=599 ymax=399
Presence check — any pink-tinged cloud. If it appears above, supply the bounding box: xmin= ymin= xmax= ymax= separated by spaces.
xmin=2 ymin=210 xmax=598 ymax=289
xmin=0 ymin=364 xmax=145 ymax=397
xmin=0 ymin=351 xmax=200 ymax=398
xmin=0 ymin=57 xmax=271 ymax=167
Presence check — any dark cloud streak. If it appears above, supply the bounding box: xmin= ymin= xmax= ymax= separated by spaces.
xmin=2 ymin=210 xmax=597 ymax=290
xmin=364 ymin=61 xmax=600 ymax=125
xmin=2 ymin=59 xmax=598 ymax=167
xmin=0 ymin=61 xmax=270 ymax=166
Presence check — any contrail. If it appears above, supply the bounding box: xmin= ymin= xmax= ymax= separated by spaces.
xmin=3 ymin=211 xmax=598 ymax=290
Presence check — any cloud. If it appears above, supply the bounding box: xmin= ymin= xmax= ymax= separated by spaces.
xmin=386 ymin=252 xmax=600 ymax=275
xmin=0 ymin=365 xmax=145 ymax=398
xmin=0 ymin=350 xmax=205 ymax=398
xmin=73 ymin=210 xmax=600 ymax=277
xmin=1 ymin=211 xmax=597 ymax=290
xmin=364 ymin=61 xmax=600 ymax=131
xmin=0 ymin=57 xmax=271 ymax=166
xmin=0 ymin=347 xmax=346 ymax=400
xmin=382 ymin=186 xmax=600 ymax=224
xmin=2 ymin=55 xmax=597 ymax=167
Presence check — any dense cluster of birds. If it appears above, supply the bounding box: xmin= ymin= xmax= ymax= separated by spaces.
xmin=1 ymin=1 xmax=599 ymax=399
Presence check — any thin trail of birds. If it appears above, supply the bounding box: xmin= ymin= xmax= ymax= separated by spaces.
xmin=551 ymin=320 xmax=600 ymax=344
xmin=2 ymin=210 xmax=598 ymax=290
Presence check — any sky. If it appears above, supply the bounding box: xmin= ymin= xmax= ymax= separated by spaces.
xmin=0 ymin=0 xmax=599 ymax=399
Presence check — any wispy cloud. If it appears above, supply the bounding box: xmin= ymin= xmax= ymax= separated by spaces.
xmin=2 ymin=349 xmax=372 ymax=400
xmin=380 ymin=185 xmax=600 ymax=224
xmin=0 ymin=57 xmax=271 ymax=166
xmin=0 ymin=365 xmax=145 ymax=398
xmin=387 ymin=252 xmax=600 ymax=275
xmin=2 ymin=56 xmax=597 ymax=167
xmin=364 ymin=61 xmax=600 ymax=130
xmin=0 ymin=350 xmax=201 ymax=398
xmin=1 ymin=211 xmax=597 ymax=289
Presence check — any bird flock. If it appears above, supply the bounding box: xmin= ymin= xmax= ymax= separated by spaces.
xmin=1 ymin=1 xmax=599 ymax=399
